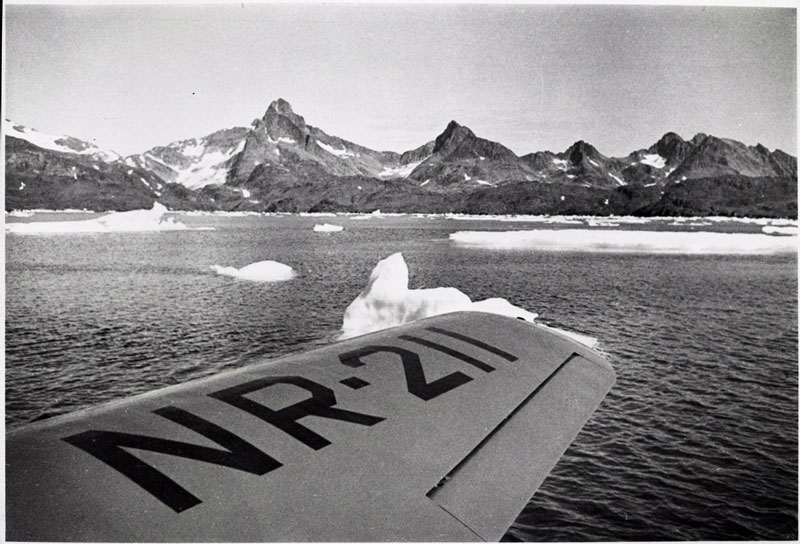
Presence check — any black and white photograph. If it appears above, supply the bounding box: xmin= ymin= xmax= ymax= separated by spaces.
xmin=4 ymin=1 xmax=797 ymax=541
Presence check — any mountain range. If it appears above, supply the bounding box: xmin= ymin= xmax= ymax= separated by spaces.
xmin=4 ymin=100 xmax=797 ymax=217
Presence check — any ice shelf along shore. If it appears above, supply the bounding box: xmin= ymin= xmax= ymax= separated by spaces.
xmin=4 ymin=203 xmax=196 ymax=234
xmin=449 ymin=229 xmax=797 ymax=254
xmin=210 ymin=260 xmax=296 ymax=282
xmin=340 ymin=252 xmax=597 ymax=348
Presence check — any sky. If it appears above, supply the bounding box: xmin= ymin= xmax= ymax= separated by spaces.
xmin=3 ymin=3 xmax=797 ymax=157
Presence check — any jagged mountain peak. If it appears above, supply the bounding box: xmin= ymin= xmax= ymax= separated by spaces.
xmin=263 ymin=98 xmax=303 ymax=123
xmin=648 ymin=132 xmax=692 ymax=164
xmin=652 ymin=132 xmax=686 ymax=149
xmin=753 ymin=143 xmax=770 ymax=155
xmin=266 ymin=98 xmax=295 ymax=116
xmin=565 ymin=140 xmax=602 ymax=164
xmin=261 ymin=98 xmax=308 ymax=142
xmin=433 ymin=120 xmax=476 ymax=154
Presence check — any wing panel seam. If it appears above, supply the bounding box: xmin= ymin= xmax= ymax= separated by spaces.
xmin=426 ymin=352 xmax=580 ymax=499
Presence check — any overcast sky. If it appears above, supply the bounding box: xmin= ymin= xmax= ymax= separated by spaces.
xmin=4 ymin=3 xmax=796 ymax=157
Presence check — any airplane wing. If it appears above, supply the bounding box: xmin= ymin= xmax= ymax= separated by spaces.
xmin=6 ymin=311 xmax=615 ymax=542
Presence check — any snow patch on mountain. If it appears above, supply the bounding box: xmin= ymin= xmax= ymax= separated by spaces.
xmin=641 ymin=154 xmax=666 ymax=168
xmin=181 ymin=140 xmax=205 ymax=158
xmin=317 ymin=141 xmax=356 ymax=158
xmin=4 ymin=119 xmax=121 ymax=162
xmin=135 ymin=137 xmax=247 ymax=190
xmin=173 ymin=149 xmax=237 ymax=189
xmin=144 ymin=153 xmax=171 ymax=169
xmin=379 ymin=158 xmax=426 ymax=178
xmin=609 ymin=173 xmax=626 ymax=185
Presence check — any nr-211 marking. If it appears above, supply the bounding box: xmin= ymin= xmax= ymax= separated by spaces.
xmin=62 ymin=326 xmax=519 ymax=512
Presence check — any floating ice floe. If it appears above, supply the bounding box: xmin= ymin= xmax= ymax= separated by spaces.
xmin=450 ymin=229 xmax=797 ymax=254
xmin=5 ymin=203 xmax=195 ymax=234
xmin=444 ymin=213 xmax=585 ymax=224
xmin=210 ymin=260 xmax=295 ymax=282
xmin=6 ymin=210 xmax=34 ymax=218
xmin=586 ymin=219 xmax=620 ymax=227
xmin=762 ymin=225 xmax=799 ymax=236
xmin=351 ymin=209 xmax=385 ymax=220
xmin=339 ymin=253 xmax=599 ymax=348
xmin=313 ymin=223 xmax=344 ymax=233
xmin=299 ymin=212 xmax=336 ymax=217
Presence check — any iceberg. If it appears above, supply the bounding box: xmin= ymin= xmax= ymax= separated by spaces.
xmin=6 ymin=210 xmax=34 ymax=218
xmin=351 ymin=209 xmax=385 ymax=220
xmin=450 ymin=229 xmax=797 ymax=254
xmin=340 ymin=252 xmax=596 ymax=347
xmin=313 ymin=223 xmax=344 ymax=233
xmin=5 ymin=203 xmax=191 ymax=234
xmin=762 ymin=225 xmax=798 ymax=236
xmin=210 ymin=260 xmax=295 ymax=282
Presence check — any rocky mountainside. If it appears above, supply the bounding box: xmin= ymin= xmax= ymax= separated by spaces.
xmin=125 ymin=127 xmax=249 ymax=189
xmin=403 ymin=121 xmax=536 ymax=190
xmin=4 ymin=99 xmax=797 ymax=217
xmin=5 ymin=122 xmax=216 ymax=211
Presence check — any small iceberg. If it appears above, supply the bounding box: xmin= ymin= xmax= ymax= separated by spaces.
xmin=351 ymin=209 xmax=385 ymax=220
xmin=5 ymin=203 xmax=190 ymax=234
xmin=339 ymin=252 xmax=597 ymax=348
xmin=210 ymin=260 xmax=295 ymax=282
xmin=313 ymin=223 xmax=344 ymax=233
xmin=762 ymin=225 xmax=798 ymax=236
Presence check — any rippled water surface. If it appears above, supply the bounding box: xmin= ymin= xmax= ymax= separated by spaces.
xmin=6 ymin=213 xmax=797 ymax=540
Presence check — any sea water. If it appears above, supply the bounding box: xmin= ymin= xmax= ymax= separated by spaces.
xmin=5 ymin=213 xmax=797 ymax=540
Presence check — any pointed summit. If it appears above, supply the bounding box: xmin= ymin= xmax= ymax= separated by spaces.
xmin=266 ymin=98 xmax=295 ymax=116
xmin=262 ymin=98 xmax=307 ymax=142
xmin=565 ymin=140 xmax=601 ymax=165
xmin=433 ymin=120 xmax=476 ymax=154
